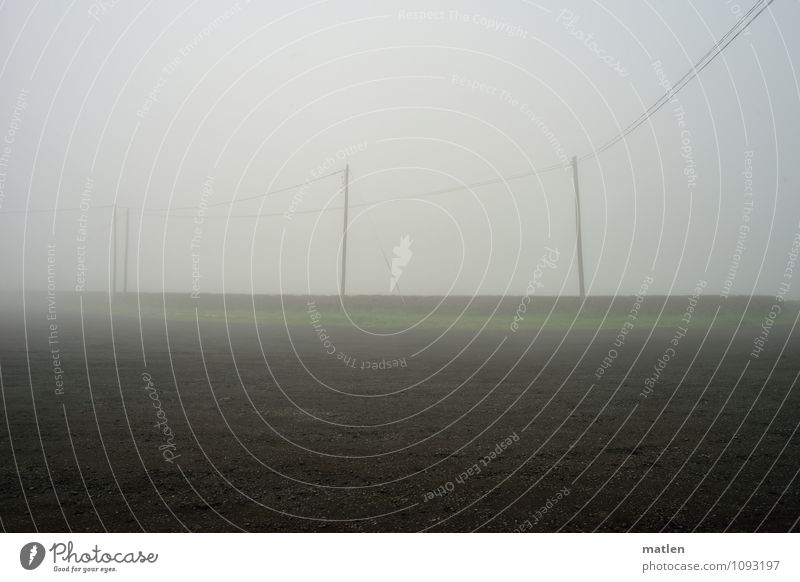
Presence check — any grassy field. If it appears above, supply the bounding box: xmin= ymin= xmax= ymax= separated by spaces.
xmin=60 ymin=292 xmax=799 ymax=331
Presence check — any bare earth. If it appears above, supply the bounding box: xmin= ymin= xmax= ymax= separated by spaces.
xmin=1 ymin=294 xmax=798 ymax=532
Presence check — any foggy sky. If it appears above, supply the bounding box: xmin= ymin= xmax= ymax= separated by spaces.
xmin=0 ymin=0 xmax=798 ymax=298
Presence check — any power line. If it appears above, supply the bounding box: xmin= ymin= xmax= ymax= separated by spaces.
xmin=137 ymin=162 xmax=568 ymax=219
xmin=580 ymin=0 xmax=775 ymax=161
xmin=145 ymin=169 xmax=344 ymax=212
xmin=0 ymin=0 xmax=776 ymax=220
xmin=0 ymin=170 xmax=344 ymax=216
xmin=0 ymin=204 xmax=115 ymax=214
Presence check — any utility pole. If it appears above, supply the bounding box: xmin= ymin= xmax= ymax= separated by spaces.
xmin=123 ymin=207 xmax=130 ymax=294
xmin=340 ymin=164 xmax=349 ymax=298
xmin=111 ymin=205 xmax=117 ymax=296
xmin=571 ymin=156 xmax=586 ymax=300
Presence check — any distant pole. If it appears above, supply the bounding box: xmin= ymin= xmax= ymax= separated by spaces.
xmin=111 ymin=205 xmax=117 ymax=296
xmin=340 ymin=164 xmax=349 ymax=298
xmin=123 ymin=207 xmax=130 ymax=294
xmin=571 ymin=156 xmax=586 ymax=300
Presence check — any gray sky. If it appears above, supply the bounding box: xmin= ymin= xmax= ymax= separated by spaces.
xmin=0 ymin=0 xmax=798 ymax=297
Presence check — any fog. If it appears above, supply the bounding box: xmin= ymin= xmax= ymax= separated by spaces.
xmin=1 ymin=0 xmax=798 ymax=300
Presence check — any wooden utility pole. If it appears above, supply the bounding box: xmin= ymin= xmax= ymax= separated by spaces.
xmin=571 ymin=156 xmax=586 ymax=300
xmin=111 ymin=205 xmax=117 ymax=296
xmin=123 ymin=207 xmax=130 ymax=294
xmin=340 ymin=164 xmax=349 ymax=298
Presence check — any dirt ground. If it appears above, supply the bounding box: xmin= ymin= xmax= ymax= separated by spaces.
xmin=1 ymin=294 xmax=798 ymax=532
